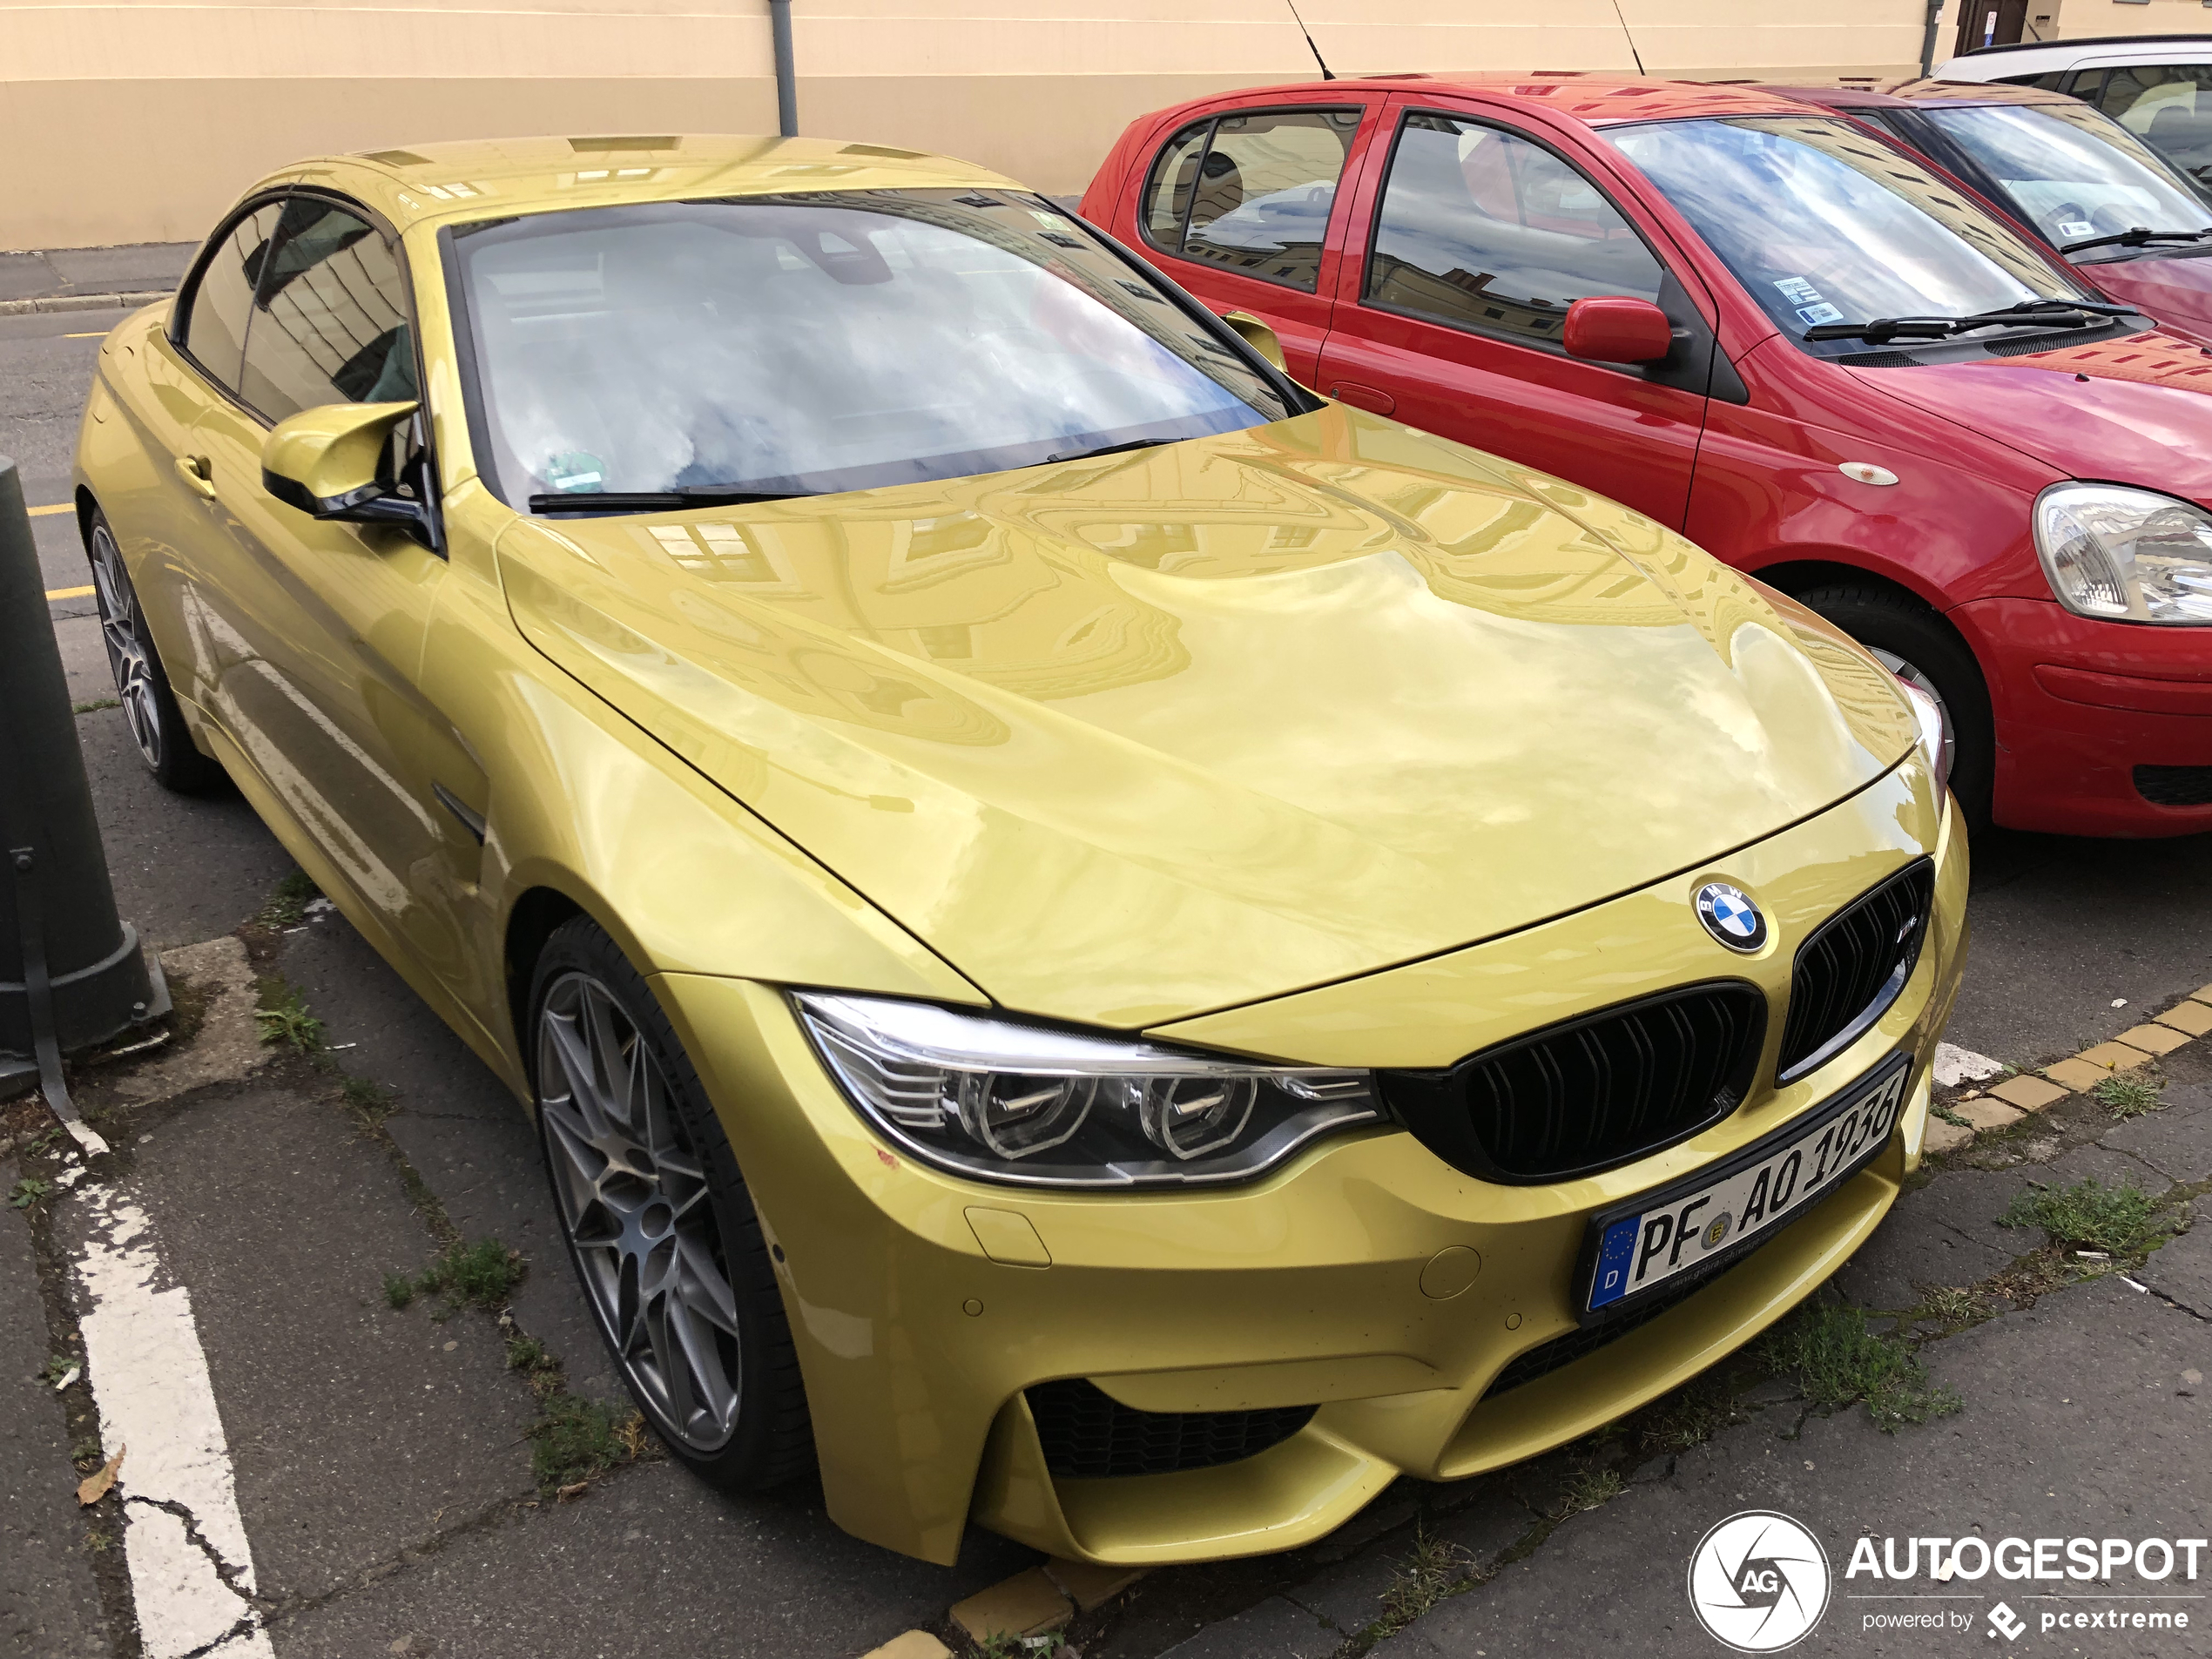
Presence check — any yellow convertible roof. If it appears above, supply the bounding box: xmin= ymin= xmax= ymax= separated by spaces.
xmin=282 ymin=134 xmax=1024 ymax=234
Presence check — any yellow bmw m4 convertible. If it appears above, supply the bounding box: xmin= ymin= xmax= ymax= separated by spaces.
xmin=73 ymin=135 xmax=1966 ymax=1567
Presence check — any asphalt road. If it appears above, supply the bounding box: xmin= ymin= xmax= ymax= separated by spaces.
xmin=5 ymin=297 xmax=2211 ymax=1659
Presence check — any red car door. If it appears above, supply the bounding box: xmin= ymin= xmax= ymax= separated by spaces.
xmin=1123 ymin=94 xmax=1388 ymax=385
xmin=1315 ymin=94 xmax=1728 ymax=529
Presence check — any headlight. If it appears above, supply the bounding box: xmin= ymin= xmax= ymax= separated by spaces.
xmin=2033 ymin=482 xmax=2212 ymax=624
xmin=792 ymin=992 xmax=1384 ymax=1189
xmin=1893 ymin=675 xmax=1951 ymax=796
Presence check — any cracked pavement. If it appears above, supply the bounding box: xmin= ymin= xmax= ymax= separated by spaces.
xmin=5 ymin=305 xmax=2212 ymax=1658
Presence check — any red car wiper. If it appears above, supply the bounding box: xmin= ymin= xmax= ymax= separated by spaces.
xmin=1803 ymin=299 xmax=2134 ymax=346
xmin=2059 ymin=226 xmax=2212 ymax=255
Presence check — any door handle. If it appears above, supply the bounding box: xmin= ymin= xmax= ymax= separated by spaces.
xmin=1327 ymin=382 xmax=1395 ymax=415
xmin=173 ymin=455 xmax=217 ymax=499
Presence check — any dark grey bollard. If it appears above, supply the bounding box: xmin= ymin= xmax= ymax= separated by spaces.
xmin=0 ymin=458 xmax=165 ymax=1149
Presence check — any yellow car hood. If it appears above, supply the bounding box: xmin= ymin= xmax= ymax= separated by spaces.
xmin=498 ymin=408 xmax=1913 ymax=1028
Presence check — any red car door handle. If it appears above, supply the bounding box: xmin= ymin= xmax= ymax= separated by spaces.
xmin=1328 ymin=381 xmax=1396 ymax=415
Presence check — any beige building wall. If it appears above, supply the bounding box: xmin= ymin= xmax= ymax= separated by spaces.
xmin=2 ymin=0 xmax=1964 ymax=252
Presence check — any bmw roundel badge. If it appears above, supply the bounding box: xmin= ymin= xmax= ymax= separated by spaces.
xmin=1695 ymin=882 xmax=1767 ymax=952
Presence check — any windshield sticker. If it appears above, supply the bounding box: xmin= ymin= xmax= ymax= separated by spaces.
xmin=1797 ymin=302 xmax=1844 ymax=326
xmin=544 ymin=451 xmax=606 ymax=493
xmin=2060 ymin=219 xmax=2097 ymax=238
xmin=1773 ymin=276 xmax=1825 ymax=307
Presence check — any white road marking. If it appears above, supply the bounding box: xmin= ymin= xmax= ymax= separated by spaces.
xmin=73 ymin=1184 xmax=274 ymax=1659
xmin=1932 ymin=1042 xmax=2005 ymax=1088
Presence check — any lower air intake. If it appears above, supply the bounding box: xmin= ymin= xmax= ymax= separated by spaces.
xmin=1379 ymin=983 xmax=1767 ymax=1184
xmin=1026 ymin=1379 xmax=1315 ymax=1479
xmin=2136 ymin=765 xmax=2212 ymax=807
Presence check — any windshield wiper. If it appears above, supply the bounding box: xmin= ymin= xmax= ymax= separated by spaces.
xmin=2059 ymin=225 xmax=2212 ymax=255
xmin=528 ymin=487 xmax=803 ymax=514
xmin=1044 ymin=436 xmax=1172 ymax=464
xmin=1803 ymin=298 xmax=2135 ymax=346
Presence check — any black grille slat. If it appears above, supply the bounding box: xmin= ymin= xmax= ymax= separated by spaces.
xmin=1379 ymin=983 xmax=1766 ymax=1184
xmin=1777 ymin=861 xmax=1934 ymax=1082
xmin=1026 ymin=1379 xmax=1315 ymax=1480
xmin=2137 ymin=765 xmax=2212 ymax=806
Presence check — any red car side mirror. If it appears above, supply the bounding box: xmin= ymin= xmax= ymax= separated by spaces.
xmin=1563 ymin=297 xmax=1675 ymax=364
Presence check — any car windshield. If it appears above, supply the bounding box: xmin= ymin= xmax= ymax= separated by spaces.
xmin=448 ymin=191 xmax=1295 ymax=509
xmin=1916 ymin=101 xmax=2212 ymax=258
xmin=1608 ymin=115 xmax=2093 ymax=358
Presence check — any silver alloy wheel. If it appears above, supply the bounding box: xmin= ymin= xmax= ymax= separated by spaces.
xmin=1871 ymin=645 xmax=1957 ymax=784
xmin=536 ymin=971 xmax=743 ymax=1452
xmin=86 ymin=523 xmax=165 ymax=768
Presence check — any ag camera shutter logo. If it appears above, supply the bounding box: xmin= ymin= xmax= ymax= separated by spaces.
xmin=1689 ymin=1511 xmax=1831 ymax=1652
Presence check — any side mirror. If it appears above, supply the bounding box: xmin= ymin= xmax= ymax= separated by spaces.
xmin=260 ymin=401 xmax=430 ymax=537
xmin=1562 ymin=297 xmax=1675 ymax=364
xmin=1222 ymin=310 xmax=1287 ymax=372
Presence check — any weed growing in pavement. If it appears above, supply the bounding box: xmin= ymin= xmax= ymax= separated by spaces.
xmin=1911 ymin=1285 xmax=1995 ymax=1331
xmin=9 ymin=1178 xmax=54 ymax=1210
xmin=963 ymin=1636 xmax=1025 ymax=1659
xmin=257 ymin=868 xmax=322 ymax=928
xmin=1372 ymin=1522 xmax=1480 ymax=1633
xmin=2090 ymin=1074 xmax=2166 ymax=1120
xmin=529 ymin=1393 xmax=654 ymax=1493
xmin=71 ymin=697 xmax=121 ymax=715
xmin=1758 ymin=1304 xmax=1961 ymax=1432
xmin=381 ymin=1272 xmax=415 ymax=1311
xmin=1932 ymin=1102 xmax=1973 ymax=1129
xmin=2000 ymin=1177 xmax=2166 ymax=1255
xmin=253 ymin=978 xmax=324 ymax=1051
xmin=1557 ymin=1468 xmax=1623 ymax=1515
xmin=415 ymin=1238 xmax=523 ymax=1313
xmin=39 ymin=1353 xmax=75 ymax=1386
xmin=341 ymin=1074 xmax=397 ymax=1129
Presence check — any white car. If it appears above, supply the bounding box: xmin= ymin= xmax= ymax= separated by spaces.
xmin=1940 ymin=33 xmax=2212 ymax=183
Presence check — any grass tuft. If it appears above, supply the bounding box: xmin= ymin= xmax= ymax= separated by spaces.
xmin=9 ymin=1177 xmax=55 ymax=1210
xmin=1558 ymin=1467 xmax=1623 ymax=1515
xmin=253 ymin=979 xmax=324 ymax=1051
xmin=528 ymin=1393 xmax=651 ymax=1491
xmin=1378 ymin=1523 xmax=1475 ymax=1630
xmin=381 ymin=1272 xmax=415 ymax=1311
xmin=2000 ymin=1177 xmax=2166 ymax=1255
xmin=341 ymin=1074 xmax=397 ymax=1129
xmin=415 ymin=1237 xmax=524 ymax=1311
xmin=1758 ymin=1304 xmax=1961 ymax=1432
xmin=257 ymin=868 xmax=322 ymax=928
xmin=2090 ymin=1074 xmax=2166 ymax=1121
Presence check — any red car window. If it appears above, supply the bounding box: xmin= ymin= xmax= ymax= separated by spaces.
xmin=1138 ymin=106 xmax=1363 ymax=294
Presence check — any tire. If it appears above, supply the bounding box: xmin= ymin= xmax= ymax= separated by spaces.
xmin=528 ymin=915 xmax=814 ymax=1489
xmin=83 ymin=508 xmax=224 ymax=792
xmin=1794 ymin=582 xmax=1993 ymax=833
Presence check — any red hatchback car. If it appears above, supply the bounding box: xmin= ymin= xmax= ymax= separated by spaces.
xmin=1080 ymin=74 xmax=2212 ymax=836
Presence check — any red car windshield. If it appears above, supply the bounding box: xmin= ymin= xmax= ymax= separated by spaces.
xmin=1609 ymin=115 xmax=2094 ymax=357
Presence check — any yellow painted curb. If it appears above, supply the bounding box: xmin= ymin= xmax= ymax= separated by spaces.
xmin=950 ymin=1568 xmax=1071 ymax=1642
xmin=46 ymin=583 xmax=93 ymax=601
xmin=860 ymin=1633 xmax=953 ymax=1659
xmin=28 ymin=502 xmax=70 ymax=516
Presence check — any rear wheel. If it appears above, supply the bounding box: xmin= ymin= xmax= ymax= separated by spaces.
xmin=529 ymin=916 xmax=813 ymax=1487
xmin=1795 ymin=582 xmax=1993 ymax=832
xmin=84 ymin=509 xmax=222 ymax=792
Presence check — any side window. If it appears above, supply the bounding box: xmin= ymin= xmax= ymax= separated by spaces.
xmin=237 ymin=197 xmax=418 ymax=425
xmin=2093 ymin=64 xmax=2212 ymax=182
xmin=1143 ymin=120 xmax=1211 ymax=246
xmin=1142 ymin=107 xmax=1360 ymax=293
xmin=1366 ymin=113 xmax=1664 ymax=348
xmin=182 ymin=204 xmax=282 ymax=390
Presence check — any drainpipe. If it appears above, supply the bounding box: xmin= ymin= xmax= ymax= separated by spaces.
xmin=1920 ymin=0 xmax=1946 ymax=76
xmin=769 ymin=0 xmax=799 ymax=138
xmin=0 ymin=460 xmax=165 ymax=1155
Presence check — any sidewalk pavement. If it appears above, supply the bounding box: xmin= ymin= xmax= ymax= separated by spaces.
xmin=0 ymin=245 xmax=192 ymax=316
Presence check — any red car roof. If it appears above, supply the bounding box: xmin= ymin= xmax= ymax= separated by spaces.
xmin=1186 ymin=72 xmax=1830 ymax=126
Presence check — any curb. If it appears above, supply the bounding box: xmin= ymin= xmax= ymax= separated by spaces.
xmin=1929 ymin=984 xmax=2212 ymax=1152
xmin=0 ymin=290 xmax=172 ymax=318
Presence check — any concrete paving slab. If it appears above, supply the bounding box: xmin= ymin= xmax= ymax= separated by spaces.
xmin=280 ymin=916 xmax=617 ymax=1402
xmin=1290 ymin=1481 xmax=1527 ymax=1639
xmin=2139 ymin=1223 xmax=2212 ymax=1318
xmin=2043 ymin=1140 xmax=2168 ymax=1193
xmin=1831 ymin=1190 xmax=2017 ymax=1310
xmin=75 ymin=708 xmax=292 ymax=953
xmin=0 ymin=1202 xmax=111 ymax=1659
xmin=263 ymin=1457 xmax=1035 ymax=1659
xmin=1156 ymin=1595 xmax=1337 ymax=1659
xmin=2100 ymin=1085 xmax=2212 ymax=1184
xmin=62 ymin=1080 xmax=542 ymax=1607
xmin=1386 ymin=1278 xmax=2211 ymax=1657
xmin=1891 ymin=1166 xmax=2038 ymax=1260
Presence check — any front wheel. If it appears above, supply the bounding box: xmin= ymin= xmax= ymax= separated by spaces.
xmin=84 ymin=509 xmax=222 ymax=792
xmin=1796 ymin=582 xmax=1993 ymax=833
xmin=529 ymin=916 xmax=813 ymax=1488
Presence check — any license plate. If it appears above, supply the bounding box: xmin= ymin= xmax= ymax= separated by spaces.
xmin=1581 ymin=1051 xmax=1912 ymax=1319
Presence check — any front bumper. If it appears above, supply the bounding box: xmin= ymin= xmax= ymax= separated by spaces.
xmin=1952 ymin=596 xmax=2212 ymax=837
xmin=653 ymin=762 xmax=1966 ymax=1566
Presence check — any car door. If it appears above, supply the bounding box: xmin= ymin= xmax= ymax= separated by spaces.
xmin=1314 ymin=98 xmax=1725 ymax=530
xmin=182 ymin=191 xmax=492 ymax=1013
xmin=1131 ymin=98 xmax=1384 ymax=384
